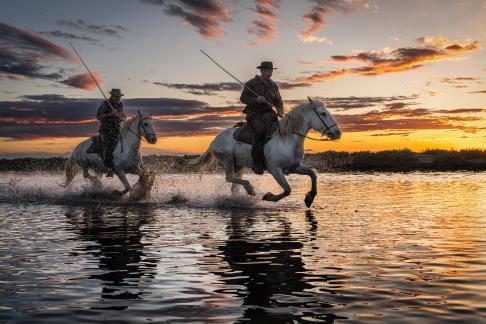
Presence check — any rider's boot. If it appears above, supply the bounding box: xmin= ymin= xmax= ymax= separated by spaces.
xmin=251 ymin=141 xmax=265 ymax=175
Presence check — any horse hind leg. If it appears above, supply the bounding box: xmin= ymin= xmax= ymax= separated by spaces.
xmin=231 ymin=166 xmax=244 ymax=195
xmin=83 ymin=168 xmax=102 ymax=188
xmin=225 ymin=161 xmax=255 ymax=196
xmin=58 ymin=157 xmax=78 ymax=188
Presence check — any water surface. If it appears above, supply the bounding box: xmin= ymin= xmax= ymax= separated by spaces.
xmin=1 ymin=172 xmax=485 ymax=323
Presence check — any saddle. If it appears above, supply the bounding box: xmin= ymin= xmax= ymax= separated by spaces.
xmin=86 ymin=135 xmax=103 ymax=155
xmin=232 ymin=121 xmax=277 ymax=145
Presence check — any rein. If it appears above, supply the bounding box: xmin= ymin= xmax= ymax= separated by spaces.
xmin=285 ymin=107 xmax=337 ymax=142
xmin=125 ymin=117 xmax=155 ymax=143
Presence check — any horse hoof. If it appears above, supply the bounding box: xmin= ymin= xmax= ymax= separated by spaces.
xmin=304 ymin=192 xmax=316 ymax=208
xmin=247 ymin=187 xmax=256 ymax=196
xmin=112 ymin=190 xmax=128 ymax=197
xmin=262 ymin=192 xmax=273 ymax=201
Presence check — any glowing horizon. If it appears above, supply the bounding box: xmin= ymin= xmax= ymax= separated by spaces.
xmin=1 ymin=0 xmax=486 ymax=156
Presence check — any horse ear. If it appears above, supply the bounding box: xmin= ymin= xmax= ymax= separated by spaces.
xmin=307 ymin=96 xmax=314 ymax=104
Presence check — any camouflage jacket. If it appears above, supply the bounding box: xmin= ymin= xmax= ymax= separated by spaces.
xmin=96 ymin=100 xmax=124 ymax=133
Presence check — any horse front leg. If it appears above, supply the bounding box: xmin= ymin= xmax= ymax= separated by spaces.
xmin=291 ymin=164 xmax=317 ymax=207
xmin=263 ymin=168 xmax=291 ymax=202
xmin=113 ymin=169 xmax=130 ymax=196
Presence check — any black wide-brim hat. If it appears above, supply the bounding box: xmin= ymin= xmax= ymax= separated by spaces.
xmin=256 ymin=61 xmax=276 ymax=70
xmin=109 ymin=88 xmax=124 ymax=96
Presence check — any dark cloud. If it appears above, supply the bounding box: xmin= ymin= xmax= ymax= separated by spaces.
xmin=155 ymin=80 xmax=308 ymax=95
xmin=0 ymin=20 xmax=104 ymax=89
xmin=140 ymin=0 xmax=231 ymax=38
xmin=285 ymin=95 xmax=418 ymax=111
xmin=0 ymin=20 xmax=74 ymax=60
xmin=2 ymin=94 xmax=484 ymax=140
xmin=0 ymin=20 xmax=74 ymax=81
xmin=297 ymin=36 xmax=480 ymax=83
xmin=40 ymin=31 xmax=100 ymax=43
xmin=0 ymin=95 xmax=242 ymax=139
xmin=154 ymin=81 xmax=242 ymax=95
xmin=152 ymin=114 xmax=241 ymax=137
xmin=56 ymin=19 xmax=130 ymax=37
xmin=469 ymin=90 xmax=486 ymax=94
xmin=334 ymin=103 xmax=484 ymax=134
xmin=247 ymin=0 xmax=280 ymax=46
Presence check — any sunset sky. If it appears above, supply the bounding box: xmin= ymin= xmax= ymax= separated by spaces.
xmin=1 ymin=0 xmax=486 ymax=157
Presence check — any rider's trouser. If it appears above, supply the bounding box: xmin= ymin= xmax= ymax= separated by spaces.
xmin=100 ymin=130 xmax=118 ymax=170
xmin=247 ymin=111 xmax=277 ymax=169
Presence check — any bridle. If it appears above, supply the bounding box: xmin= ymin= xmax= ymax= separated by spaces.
xmin=289 ymin=106 xmax=338 ymax=142
xmin=126 ymin=117 xmax=156 ymax=143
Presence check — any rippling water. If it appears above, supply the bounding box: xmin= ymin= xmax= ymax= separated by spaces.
xmin=0 ymin=172 xmax=485 ymax=323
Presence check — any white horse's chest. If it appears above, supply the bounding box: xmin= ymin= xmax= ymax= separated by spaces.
xmin=265 ymin=138 xmax=304 ymax=170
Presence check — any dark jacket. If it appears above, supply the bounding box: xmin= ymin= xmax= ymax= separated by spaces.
xmin=97 ymin=100 xmax=124 ymax=133
xmin=240 ymin=75 xmax=283 ymax=118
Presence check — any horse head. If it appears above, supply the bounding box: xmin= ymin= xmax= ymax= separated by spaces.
xmin=305 ymin=97 xmax=341 ymax=140
xmin=137 ymin=110 xmax=157 ymax=144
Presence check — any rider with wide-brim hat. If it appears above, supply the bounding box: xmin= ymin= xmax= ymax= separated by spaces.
xmin=240 ymin=61 xmax=284 ymax=175
xmin=96 ymin=88 xmax=127 ymax=178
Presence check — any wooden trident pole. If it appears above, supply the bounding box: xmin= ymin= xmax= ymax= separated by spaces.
xmin=69 ymin=42 xmax=116 ymax=113
xmin=200 ymin=49 xmax=283 ymax=116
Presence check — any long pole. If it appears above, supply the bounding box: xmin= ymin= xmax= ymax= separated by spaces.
xmin=200 ymin=49 xmax=280 ymax=112
xmin=69 ymin=42 xmax=116 ymax=113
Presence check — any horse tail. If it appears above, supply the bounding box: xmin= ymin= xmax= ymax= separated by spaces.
xmin=187 ymin=149 xmax=216 ymax=172
xmin=58 ymin=156 xmax=78 ymax=188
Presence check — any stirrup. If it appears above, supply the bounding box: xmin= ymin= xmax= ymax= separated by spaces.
xmin=106 ymin=168 xmax=114 ymax=178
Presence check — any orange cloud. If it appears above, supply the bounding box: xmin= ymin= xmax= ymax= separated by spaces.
xmin=60 ymin=72 xmax=102 ymax=90
xmin=297 ymin=37 xmax=480 ymax=83
xmin=248 ymin=0 xmax=280 ymax=46
xmin=142 ymin=0 xmax=231 ymax=39
xmin=298 ymin=0 xmax=356 ymax=44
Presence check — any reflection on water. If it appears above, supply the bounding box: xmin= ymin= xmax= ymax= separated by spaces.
xmin=217 ymin=209 xmax=345 ymax=322
xmin=65 ymin=205 xmax=158 ymax=308
xmin=0 ymin=172 xmax=486 ymax=323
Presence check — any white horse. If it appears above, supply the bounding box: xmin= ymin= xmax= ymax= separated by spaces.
xmin=60 ymin=111 xmax=158 ymax=196
xmin=191 ymin=97 xmax=341 ymax=207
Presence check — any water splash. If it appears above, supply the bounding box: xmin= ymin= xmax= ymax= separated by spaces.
xmin=0 ymin=172 xmax=268 ymax=209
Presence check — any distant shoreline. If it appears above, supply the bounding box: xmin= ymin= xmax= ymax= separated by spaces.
xmin=2 ymin=149 xmax=486 ymax=172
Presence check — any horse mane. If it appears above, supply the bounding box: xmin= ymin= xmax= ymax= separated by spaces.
xmin=121 ymin=115 xmax=140 ymax=136
xmin=279 ymin=103 xmax=307 ymax=137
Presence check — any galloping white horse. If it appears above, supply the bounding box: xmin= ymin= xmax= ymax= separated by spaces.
xmin=60 ymin=111 xmax=157 ymax=195
xmin=192 ymin=97 xmax=341 ymax=207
